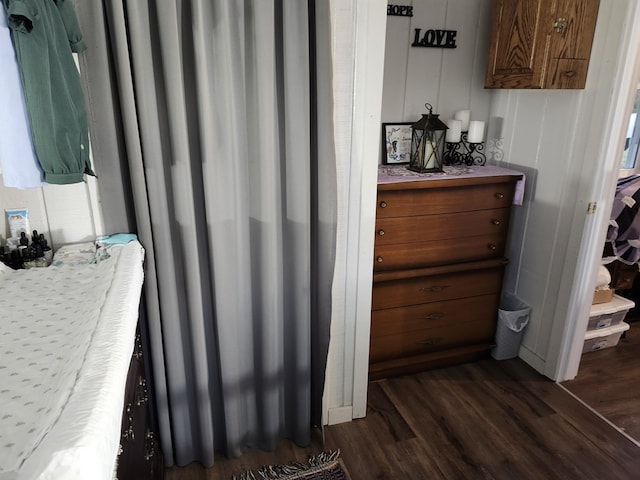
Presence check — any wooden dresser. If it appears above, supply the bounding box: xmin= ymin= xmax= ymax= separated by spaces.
xmin=370 ymin=166 xmax=523 ymax=380
xmin=117 ymin=327 xmax=164 ymax=480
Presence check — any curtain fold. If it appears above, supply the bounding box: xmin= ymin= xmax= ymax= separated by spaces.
xmin=76 ymin=0 xmax=335 ymax=467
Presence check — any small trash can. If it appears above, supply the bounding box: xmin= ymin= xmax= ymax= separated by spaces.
xmin=491 ymin=292 xmax=531 ymax=360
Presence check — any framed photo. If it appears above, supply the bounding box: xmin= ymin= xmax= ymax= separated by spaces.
xmin=382 ymin=122 xmax=413 ymax=164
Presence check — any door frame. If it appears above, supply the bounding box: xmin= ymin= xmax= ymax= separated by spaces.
xmin=553 ymin=1 xmax=640 ymax=382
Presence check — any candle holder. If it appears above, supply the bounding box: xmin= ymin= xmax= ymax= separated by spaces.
xmin=407 ymin=103 xmax=448 ymax=173
xmin=443 ymin=132 xmax=486 ymax=166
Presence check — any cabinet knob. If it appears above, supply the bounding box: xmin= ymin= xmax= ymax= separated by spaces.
xmin=491 ymin=219 xmax=501 ymax=226
xmin=494 ymin=192 xmax=504 ymax=199
xmin=552 ymin=17 xmax=568 ymax=34
xmin=379 ymin=201 xmax=387 ymax=208
xmin=377 ymin=229 xmax=385 ymax=236
xmin=376 ymin=256 xmax=384 ymax=263
xmin=122 ymin=425 xmax=135 ymax=442
xmin=488 ymin=243 xmax=497 ymax=251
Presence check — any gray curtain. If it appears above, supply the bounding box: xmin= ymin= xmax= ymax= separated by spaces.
xmin=76 ymin=0 xmax=336 ymax=467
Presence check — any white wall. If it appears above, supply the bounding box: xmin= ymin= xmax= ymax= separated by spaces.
xmin=490 ymin=0 xmax=637 ymax=378
xmin=0 ymin=175 xmax=103 ymax=249
xmin=381 ymin=0 xmax=493 ymax=128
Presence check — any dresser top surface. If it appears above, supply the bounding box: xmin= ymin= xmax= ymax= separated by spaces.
xmin=378 ymin=164 xmax=524 ymax=189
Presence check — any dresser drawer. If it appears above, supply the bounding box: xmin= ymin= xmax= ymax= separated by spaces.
xmin=372 ymin=264 xmax=505 ymax=310
xmin=369 ymin=294 xmax=499 ymax=362
xmin=376 ymin=182 xmax=516 ymax=218
xmin=375 ymin=207 xmax=510 ymax=245
xmin=374 ymin=233 xmax=505 ymax=271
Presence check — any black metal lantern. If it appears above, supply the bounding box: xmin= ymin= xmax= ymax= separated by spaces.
xmin=408 ymin=103 xmax=448 ymax=173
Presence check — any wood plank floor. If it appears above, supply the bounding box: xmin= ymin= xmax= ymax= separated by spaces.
xmin=165 ymin=358 xmax=640 ymax=479
xmin=562 ymin=320 xmax=640 ymax=442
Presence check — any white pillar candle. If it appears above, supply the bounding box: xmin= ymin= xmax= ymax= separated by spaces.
xmin=454 ymin=109 xmax=471 ymax=131
xmin=446 ymin=119 xmax=462 ymax=143
xmin=467 ymin=120 xmax=485 ymax=143
xmin=424 ymin=140 xmax=435 ymax=169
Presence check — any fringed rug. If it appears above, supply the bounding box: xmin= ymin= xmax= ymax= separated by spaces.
xmin=232 ymin=450 xmax=350 ymax=480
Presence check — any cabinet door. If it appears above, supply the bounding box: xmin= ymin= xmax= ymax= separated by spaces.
xmin=545 ymin=0 xmax=599 ymax=89
xmin=484 ymin=0 xmax=551 ymax=89
xmin=485 ymin=0 xmax=600 ymax=89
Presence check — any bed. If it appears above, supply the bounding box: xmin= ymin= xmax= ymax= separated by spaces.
xmin=0 ymin=239 xmax=157 ymax=480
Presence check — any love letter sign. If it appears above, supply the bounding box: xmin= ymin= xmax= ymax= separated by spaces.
xmin=411 ymin=28 xmax=457 ymax=49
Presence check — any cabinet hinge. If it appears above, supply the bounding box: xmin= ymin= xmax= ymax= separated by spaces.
xmin=587 ymin=202 xmax=597 ymax=214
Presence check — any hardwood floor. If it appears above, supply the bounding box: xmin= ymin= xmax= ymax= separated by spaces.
xmin=562 ymin=320 xmax=640 ymax=442
xmin=165 ymin=358 xmax=640 ymax=479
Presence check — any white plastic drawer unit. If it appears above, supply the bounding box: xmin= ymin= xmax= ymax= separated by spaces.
xmin=587 ymin=294 xmax=635 ymax=331
xmin=582 ymin=322 xmax=630 ymax=354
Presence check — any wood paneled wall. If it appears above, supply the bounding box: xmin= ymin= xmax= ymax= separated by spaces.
xmin=489 ymin=0 xmax=635 ymax=376
xmin=381 ymin=0 xmax=493 ymax=133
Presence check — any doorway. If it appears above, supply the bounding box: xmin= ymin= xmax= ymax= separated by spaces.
xmin=559 ymin=22 xmax=640 ymax=445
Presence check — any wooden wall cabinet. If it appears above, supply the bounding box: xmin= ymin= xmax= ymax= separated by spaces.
xmin=370 ymin=169 xmax=522 ymax=380
xmin=484 ymin=0 xmax=600 ymax=89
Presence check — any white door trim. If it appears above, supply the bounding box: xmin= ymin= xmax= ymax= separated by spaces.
xmin=553 ymin=1 xmax=640 ymax=382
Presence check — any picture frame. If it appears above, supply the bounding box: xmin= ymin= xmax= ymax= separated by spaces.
xmin=382 ymin=122 xmax=413 ymax=164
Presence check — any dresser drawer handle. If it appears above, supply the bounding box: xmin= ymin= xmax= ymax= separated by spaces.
xmin=377 ymin=229 xmax=385 ymax=236
xmin=379 ymin=201 xmax=387 ymax=208
xmin=122 ymin=425 xmax=135 ymax=442
xmin=376 ymin=256 xmax=384 ymax=263
xmin=491 ymin=219 xmax=501 ymax=226
xmin=420 ymin=312 xmax=444 ymax=320
xmin=488 ymin=243 xmax=497 ymax=250
xmin=419 ymin=285 xmax=449 ymax=293
xmin=495 ymin=192 xmax=504 ymax=199
xmin=417 ymin=338 xmax=439 ymax=346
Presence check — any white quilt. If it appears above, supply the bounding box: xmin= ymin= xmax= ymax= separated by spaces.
xmin=0 ymin=242 xmax=144 ymax=480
